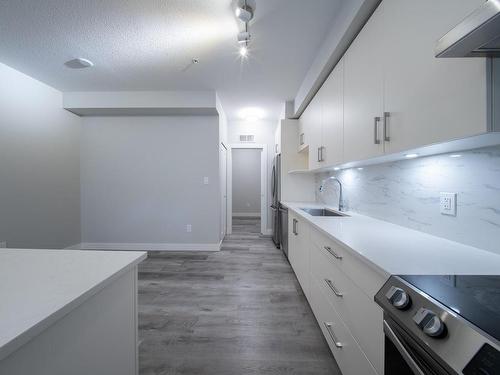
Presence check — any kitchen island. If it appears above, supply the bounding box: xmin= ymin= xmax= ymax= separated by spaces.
xmin=0 ymin=249 xmax=146 ymax=375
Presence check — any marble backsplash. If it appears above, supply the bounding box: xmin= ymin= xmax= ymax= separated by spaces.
xmin=316 ymin=145 xmax=500 ymax=255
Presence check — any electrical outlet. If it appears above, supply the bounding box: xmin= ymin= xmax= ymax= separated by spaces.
xmin=186 ymin=224 xmax=192 ymax=233
xmin=0 ymin=241 xmax=6 ymax=248
xmin=440 ymin=192 xmax=457 ymax=216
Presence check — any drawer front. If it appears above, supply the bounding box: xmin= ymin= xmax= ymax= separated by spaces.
xmin=310 ymin=226 xmax=386 ymax=297
xmin=309 ymin=276 xmax=379 ymax=375
xmin=311 ymin=241 xmax=384 ymax=374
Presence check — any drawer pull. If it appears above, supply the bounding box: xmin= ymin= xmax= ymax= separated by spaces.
xmin=324 ymin=246 xmax=342 ymax=260
xmin=324 ymin=322 xmax=343 ymax=348
xmin=325 ymin=278 xmax=343 ymax=297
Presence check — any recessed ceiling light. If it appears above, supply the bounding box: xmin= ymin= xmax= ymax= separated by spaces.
xmin=64 ymin=58 xmax=94 ymax=69
xmin=449 ymin=154 xmax=462 ymax=158
xmin=357 ymin=167 xmax=364 ymax=170
xmin=239 ymin=107 xmax=265 ymax=121
xmin=333 ymin=167 xmax=340 ymax=171
xmin=405 ymin=153 xmax=419 ymax=159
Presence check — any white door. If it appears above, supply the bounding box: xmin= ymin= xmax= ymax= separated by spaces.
xmin=321 ymin=57 xmax=344 ymax=167
xmin=383 ymin=0 xmax=488 ymax=154
xmin=343 ymin=1 xmax=385 ymax=162
xmin=219 ymin=144 xmax=227 ymax=240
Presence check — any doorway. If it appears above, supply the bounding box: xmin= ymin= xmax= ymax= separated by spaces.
xmin=227 ymin=144 xmax=267 ymax=235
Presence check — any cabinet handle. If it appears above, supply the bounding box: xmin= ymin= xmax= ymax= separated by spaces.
xmin=324 ymin=246 xmax=342 ymax=260
xmin=320 ymin=146 xmax=325 ymax=162
xmin=317 ymin=147 xmax=321 ymax=162
xmin=324 ymin=322 xmax=343 ymax=348
xmin=293 ymin=219 xmax=298 ymax=235
xmin=383 ymin=112 xmax=390 ymax=142
xmin=325 ymin=278 xmax=343 ymax=297
xmin=373 ymin=116 xmax=381 ymax=144
xmin=299 ymin=133 xmax=304 ymax=146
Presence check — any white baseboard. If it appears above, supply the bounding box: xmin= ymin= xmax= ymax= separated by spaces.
xmin=262 ymin=229 xmax=273 ymax=236
xmin=233 ymin=212 xmax=261 ymax=217
xmin=64 ymin=243 xmax=83 ymax=250
xmin=66 ymin=242 xmax=221 ymax=252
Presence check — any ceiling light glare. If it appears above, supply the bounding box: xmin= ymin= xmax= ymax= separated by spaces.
xmin=235 ymin=5 xmax=253 ymax=23
xmin=239 ymin=45 xmax=248 ymax=57
xmin=405 ymin=153 xmax=419 ymax=159
xmin=449 ymin=154 xmax=462 ymax=158
xmin=239 ymin=107 xmax=265 ymax=121
xmin=333 ymin=167 xmax=341 ymax=171
xmin=357 ymin=167 xmax=364 ymax=170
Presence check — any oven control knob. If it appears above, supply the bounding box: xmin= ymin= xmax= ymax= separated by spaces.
xmin=385 ymin=286 xmax=411 ymax=310
xmin=413 ymin=308 xmax=445 ymax=337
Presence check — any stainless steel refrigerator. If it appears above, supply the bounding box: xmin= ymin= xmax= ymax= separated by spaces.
xmin=271 ymin=154 xmax=288 ymax=257
xmin=271 ymin=154 xmax=281 ymax=247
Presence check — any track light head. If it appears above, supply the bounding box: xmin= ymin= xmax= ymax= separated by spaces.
xmin=235 ymin=5 xmax=253 ymax=23
xmin=237 ymin=31 xmax=251 ymax=44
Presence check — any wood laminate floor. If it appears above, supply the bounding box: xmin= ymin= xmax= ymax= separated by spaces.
xmin=138 ymin=217 xmax=340 ymax=375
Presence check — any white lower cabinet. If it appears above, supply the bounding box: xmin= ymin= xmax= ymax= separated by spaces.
xmin=289 ymin=218 xmax=387 ymax=374
xmin=310 ymin=239 xmax=384 ymax=374
xmin=288 ymin=212 xmax=310 ymax=298
xmin=309 ymin=276 xmax=378 ymax=375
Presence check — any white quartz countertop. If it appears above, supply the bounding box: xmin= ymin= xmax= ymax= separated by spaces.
xmin=283 ymin=201 xmax=500 ymax=276
xmin=0 ymin=249 xmax=146 ymax=361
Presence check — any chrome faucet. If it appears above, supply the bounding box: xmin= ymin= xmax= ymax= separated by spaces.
xmin=319 ymin=176 xmax=344 ymax=212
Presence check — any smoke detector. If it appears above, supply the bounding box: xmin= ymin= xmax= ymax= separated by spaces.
xmin=64 ymin=58 xmax=94 ymax=69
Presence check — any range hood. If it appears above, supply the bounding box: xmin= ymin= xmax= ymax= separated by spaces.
xmin=436 ymin=0 xmax=500 ymax=57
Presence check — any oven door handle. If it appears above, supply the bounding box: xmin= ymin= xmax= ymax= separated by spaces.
xmin=383 ymin=320 xmax=425 ymax=375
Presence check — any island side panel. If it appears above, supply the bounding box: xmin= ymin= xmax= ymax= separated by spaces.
xmin=0 ymin=267 xmax=139 ymax=375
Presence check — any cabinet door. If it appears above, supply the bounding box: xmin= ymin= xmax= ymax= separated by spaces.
xmin=298 ymin=107 xmax=309 ymax=152
xmin=307 ymin=91 xmax=323 ymax=170
xmin=383 ymin=0 xmax=487 ymax=154
xmin=321 ymin=58 xmax=344 ymax=167
xmin=343 ymin=2 xmax=385 ymax=162
xmin=288 ymin=213 xmax=299 ymax=271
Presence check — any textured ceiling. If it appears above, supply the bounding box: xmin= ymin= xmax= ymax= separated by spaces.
xmin=0 ymin=0 xmax=340 ymax=120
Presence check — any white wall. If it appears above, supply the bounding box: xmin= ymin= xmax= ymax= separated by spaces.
xmin=80 ymin=116 xmax=221 ymax=248
xmin=0 ymin=62 xmax=81 ymax=249
xmin=232 ymin=149 xmax=261 ymax=216
xmin=227 ymin=120 xmax=277 ymax=231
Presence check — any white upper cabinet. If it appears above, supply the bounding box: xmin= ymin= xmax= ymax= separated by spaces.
xmin=307 ymin=89 xmax=323 ymax=170
xmin=321 ymin=58 xmax=344 ymax=167
xmin=382 ymin=0 xmax=488 ymax=154
xmin=343 ymin=2 xmax=385 ymax=162
xmin=298 ymin=0 xmax=493 ymax=169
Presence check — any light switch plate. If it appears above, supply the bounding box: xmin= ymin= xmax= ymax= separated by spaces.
xmin=440 ymin=192 xmax=457 ymax=216
xmin=186 ymin=224 xmax=192 ymax=233
xmin=203 ymin=177 xmax=209 ymax=185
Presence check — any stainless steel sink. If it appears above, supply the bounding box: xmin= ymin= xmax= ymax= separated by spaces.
xmin=300 ymin=208 xmax=348 ymax=217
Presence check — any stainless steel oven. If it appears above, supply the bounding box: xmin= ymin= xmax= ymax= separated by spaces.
xmin=376 ymin=276 xmax=500 ymax=375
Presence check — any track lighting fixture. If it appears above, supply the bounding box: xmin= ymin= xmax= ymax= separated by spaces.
xmin=235 ymin=1 xmax=254 ymax=59
xmin=235 ymin=4 xmax=253 ymax=23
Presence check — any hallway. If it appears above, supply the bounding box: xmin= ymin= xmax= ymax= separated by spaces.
xmin=138 ymin=218 xmax=339 ymax=375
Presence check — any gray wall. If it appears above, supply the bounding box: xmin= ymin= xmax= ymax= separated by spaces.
xmin=80 ymin=116 xmax=221 ymax=245
xmin=316 ymin=146 xmax=500 ymax=254
xmin=227 ymin=120 xmax=277 ymax=230
xmin=232 ymin=149 xmax=261 ymax=216
xmin=0 ymin=62 xmax=81 ymax=249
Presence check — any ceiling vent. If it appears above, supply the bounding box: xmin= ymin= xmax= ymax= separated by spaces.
xmin=239 ymin=134 xmax=255 ymax=142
